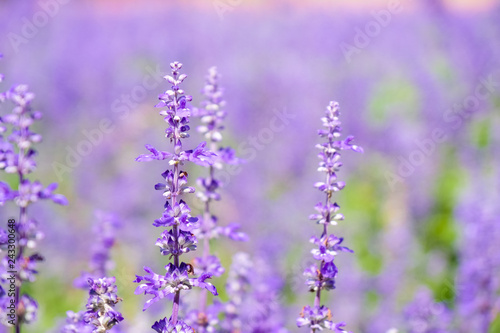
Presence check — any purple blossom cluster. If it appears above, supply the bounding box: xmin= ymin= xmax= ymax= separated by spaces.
xmin=454 ymin=179 xmax=500 ymax=332
xmin=61 ymin=211 xmax=124 ymax=333
xmin=187 ymin=66 xmax=247 ymax=331
xmin=62 ymin=277 xmax=124 ymax=333
xmin=297 ymin=102 xmax=362 ymax=332
xmin=0 ymin=3 xmax=499 ymax=332
xmin=0 ymin=54 xmax=67 ymax=331
xmin=133 ymin=62 xmax=218 ymax=331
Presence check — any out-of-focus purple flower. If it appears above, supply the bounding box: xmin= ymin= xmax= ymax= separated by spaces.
xmin=0 ymin=229 xmax=8 ymax=246
xmin=18 ymin=295 xmax=38 ymax=325
xmin=298 ymin=102 xmax=361 ymax=332
xmin=455 ymin=181 xmax=500 ymax=332
xmin=84 ymin=277 xmax=124 ymax=332
xmin=186 ymin=308 xmax=219 ymax=333
xmin=193 ymin=255 xmax=224 ymax=277
xmin=74 ymin=212 xmax=121 ymax=289
xmin=0 ymin=182 xmax=14 ymax=206
xmin=186 ymin=67 xmax=248 ymax=331
xmin=0 ymin=63 xmax=67 ymax=330
xmin=63 ymin=212 xmax=123 ymax=332
xmin=61 ymin=311 xmax=93 ymax=333
xmin=217 ymin=252 xmax=288 ymax=333
xmin=13 ymin=180 xmax=67 ymax=207
xmin=403 ymin=288 xmax=453 ymax=333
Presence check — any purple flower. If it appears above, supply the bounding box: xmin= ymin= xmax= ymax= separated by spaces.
xmin=310 ymin=235 xmax=353 ymax=262
xmin=298 ymin=102 xmax=362 ymax=331
xmin=187 ymin=66 xmax=247 ymax=330
xmin=152 ymin=317 xmax=195 ymax=333
xmin=183 ymin=142 xmax=217 ymax=167
xmin=84 ymin=277 xmax=124 ymax=332
xmin=61 ymin=311 xmax=93 ymax=333
xmin=0 ymin=294 xmax=39 ymax=325
xmin=0 ymin=181 xmax=15 ymax=205
xmin=14 ymin=180 xmax=67 ymax=207
xmin=134 ymin=62 xmax=219 ymax=326
xmin=215 ymin=253 xmax=288 ymax=333
xmin=297 ymin=306 xmax=349 ymax=333
xmin=18 ymin=294 xmax=38 ymax=324
xmin=153 ymin=201 xmax=199 ymax=231
xmin=134 ymin=263 xmax=217 ymax=311
xmin=65 ymin=212 xmax=123 ymax=332
xmin=156 ymin=229 xmax=197 ymax=257
xmin=186 ymin=308 xmax=219 ymax=333
xmin=193 ymin=255 xmax=225 ymax=277
xmin=403 ymin=288 xmax=453 ymax=333
xmin=136 ymin=144 xmax=173 ymax=162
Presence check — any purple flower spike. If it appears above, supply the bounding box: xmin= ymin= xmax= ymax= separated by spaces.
xmin=0 ymin=56 xmax=67 ymax=332
xmin=298 ymin=102 xmax=362 ymax=332
xmin=184 ymin=66 xmax=248 ymax=331
xmin=134 ymin=62 xmax=219 ymax=327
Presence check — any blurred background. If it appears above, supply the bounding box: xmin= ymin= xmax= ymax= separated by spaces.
xmin=1 ymin=0 xmax=500 ymax=332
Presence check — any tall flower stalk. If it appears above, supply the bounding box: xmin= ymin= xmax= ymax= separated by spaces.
xmin=133 ymin=62 xmax=218 ymax=332
xmin=0 ymin=55 xmax=68 ymax=332
xmin=62 ymin=211 xmax=123 ymax=333
xmin=297 ymin=101 xmax=362 ymax=333
xmin=189 ymin=66 xmax=246 ymax=332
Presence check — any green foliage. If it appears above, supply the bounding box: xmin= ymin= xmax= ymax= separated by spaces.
xmin=490 ymin=315 xmax=500 ymax=333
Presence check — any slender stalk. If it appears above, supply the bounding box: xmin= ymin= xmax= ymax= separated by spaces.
xmin=170 ymin=80 xmax=181 ymax=324
xmin=198 ymin=142 xmax=216 ymax=316
xmin=15 ymin=118 xmax=27 ymax=333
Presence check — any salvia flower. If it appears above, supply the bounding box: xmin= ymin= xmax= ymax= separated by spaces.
xmin=134 ymin=61 xmax=218 ymax=331
xmin=152 ymin=317 xmax=195 ymax=333
xmin=298 ymin=101 xmax=362 ymax=332
xmin=0 ymin=59 xmax=67 ymax=331
xmin=62 ymin=212 xmax=123 ymax=333
xmin=61 ymin=311 xmax=93 ymax=333
xmin=83 ymin=277 xmax=124 ymax=332
xmin=186 ymin=67 xmax=246 ymax=331
xmin=297 ymin=306 xmax=348 ymax=333
xmin=217 ymin=252 xmax=288 ymax=333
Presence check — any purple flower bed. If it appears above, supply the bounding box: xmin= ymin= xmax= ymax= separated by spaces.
xmin=0 ymin=1 xmax=500 ymax=332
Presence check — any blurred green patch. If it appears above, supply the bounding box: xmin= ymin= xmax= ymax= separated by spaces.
xmin=490 ymin=315 xmax=500 ymax=333
xmin=23 ymin=276 xmax=84 ymax=332
xmin=469 ymin=117 xmax=492 ymax=149
xmin=343 ymin=175 xmax=384 ymax=275
xmin=368 ymin=77 xmax=420 ymax=128
xmin=420 ymin=147 xmax=463 ymax=254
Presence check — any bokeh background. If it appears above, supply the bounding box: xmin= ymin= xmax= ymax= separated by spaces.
xmin=1 ymin=0 xmax=500 ymax=332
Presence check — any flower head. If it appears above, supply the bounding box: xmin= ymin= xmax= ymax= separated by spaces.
xmin=152 ymin=317 xmax=195 ymax=333
xmin=84 ymin=277 xmax=124 ymax=332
